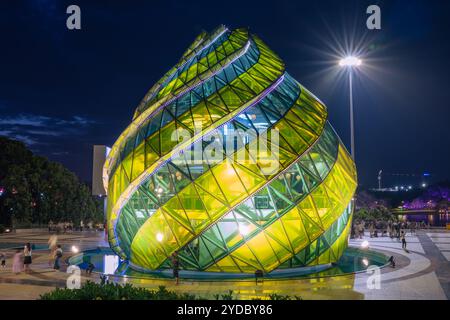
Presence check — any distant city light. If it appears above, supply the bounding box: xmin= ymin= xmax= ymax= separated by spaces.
xmin=423 ymin=173 xmax=430 ymax=177
xmin=422 ymin=183 xmax=427 ymax=188
xmin=408 ymin=186 xmax=412 ymax=190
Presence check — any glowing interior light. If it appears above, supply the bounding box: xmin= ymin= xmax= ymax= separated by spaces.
xmin=362 ymin=258 xmax=369 ymax=267
xmin=361 ymin=240 xmax=369 ymax=249
xmin=156 ymin=232 xmax=164 ymax=242
xmin=71 ymin=245 xmax=79 ymax=253
xmin=239 ymin=224 xmax=250 ymax=236
xmin=339 ymin=56 xmax=362 ymax=67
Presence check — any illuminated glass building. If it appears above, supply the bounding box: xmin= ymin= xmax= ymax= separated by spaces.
xmin=103 ymin=25 xmax=357 ymax=273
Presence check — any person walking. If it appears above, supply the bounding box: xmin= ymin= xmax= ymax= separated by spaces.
xmin=171 ymin=252 xmax=180 ymax=285
xmin=12 ymin=249 xmax=22 ymax=274
xmin=23 ymin=243 xmax=32 ymax=273
xmin=401 ymin=231 xmax=407 ymax=250
xmin=0 ymin=252 xmax=6 ymax=268
xmin=47 ymin=234 xmax=58 ymax=267
xmin=53 ymin=245 xmax=63 ymax=270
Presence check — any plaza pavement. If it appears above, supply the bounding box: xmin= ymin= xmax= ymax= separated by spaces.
xmin=0 ymin=229 xmax=448 ymax=300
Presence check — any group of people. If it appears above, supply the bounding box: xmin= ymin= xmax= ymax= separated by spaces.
xmin=0 ymin=236 xmax=64 ymax=274
xmin=0 ymin=243 xmax=34 ymax=274
xmin=351 ymin=219 xmax=430 ymax=251
xmin=48 ymin=220 xmax=104 ymax=234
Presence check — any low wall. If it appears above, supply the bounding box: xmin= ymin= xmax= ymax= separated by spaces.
xmin=14 ymin=228 xmax=48 ymax=234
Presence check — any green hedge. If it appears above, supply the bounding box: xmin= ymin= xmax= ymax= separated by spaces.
xmin=40 ymin=281 xmax=303 ymax=300
xmin=40 ymin=281 xmax=201 ymax=300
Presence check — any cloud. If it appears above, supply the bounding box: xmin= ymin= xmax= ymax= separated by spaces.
xmin=0 ymin=113 xmax=96 ymax=146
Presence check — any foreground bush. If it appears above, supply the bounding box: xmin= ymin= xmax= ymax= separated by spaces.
xmin=40 ymin=281 xmax=200 ymax=300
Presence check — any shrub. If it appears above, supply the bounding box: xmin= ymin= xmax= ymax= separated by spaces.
xmin=40 ymin=281 xmax=201 ymax=300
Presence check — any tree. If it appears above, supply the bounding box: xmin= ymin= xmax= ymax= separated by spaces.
xmin=0 ymin=136 xmax=103 ymax=227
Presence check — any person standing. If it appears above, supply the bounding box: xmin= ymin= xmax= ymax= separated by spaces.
xmin=401 ymin=231 xmax=407 ymax=250
xmin=23 ymin=243 xmax=32 ymax=273
xmin=171 ymin=252 xmax=180 ymax=285
xmin=47 ymin=234 xmax=58 ymax=267
xmin=12 ymin=249 xmax=22 ymax=274
xmin=0 ymin=252 xmax=6 ymax=268
xmin=53 ymin=245 xmax=63 ymax=270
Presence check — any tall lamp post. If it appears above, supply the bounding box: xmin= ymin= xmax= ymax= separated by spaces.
xmin=339 ymin=56 xmax=362 ymax=160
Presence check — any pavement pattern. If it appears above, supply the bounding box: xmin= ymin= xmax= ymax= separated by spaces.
xmin=0 ymin=229 xmax=448 ymax=300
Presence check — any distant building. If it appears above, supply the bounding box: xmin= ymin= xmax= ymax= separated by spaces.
xmin=92 ymin=145 xmax=110 ymax=196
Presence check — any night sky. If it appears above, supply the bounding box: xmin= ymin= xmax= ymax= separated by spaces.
xmin=1 ymin=0 xmax=449 ymax=188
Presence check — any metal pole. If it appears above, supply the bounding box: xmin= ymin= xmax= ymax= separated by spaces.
xmin=349 ymin=69 xmax=355 ymax=159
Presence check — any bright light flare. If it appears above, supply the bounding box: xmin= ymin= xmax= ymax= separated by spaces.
xmin=156 ymin=232 xmax=164 ymax=242
xmin=339 ymin=56 xmax=362 ymax=67
xmin=71 ymin=245 xmax=79 ymax=253
xmin=361 ymin=240 xmax=370 ymax=249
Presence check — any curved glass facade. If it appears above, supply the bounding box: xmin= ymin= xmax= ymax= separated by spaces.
xmin=104 ymin=25 xmax=357 ymax=273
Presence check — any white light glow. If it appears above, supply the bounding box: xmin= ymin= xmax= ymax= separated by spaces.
xmin=71 ymin=245 xmax=79 ymax=253
xmin=239 ymin=224 xmax=250 ymax=236
xmin=156 ymin=232 xmax=164 ymax=242
xmin=339 ymin=56 xmax=362 ymax=67
xmin=361 ymin=240 xmax=370 ymax=249
xmin=362 ymin=258 xmax=369 ymax=267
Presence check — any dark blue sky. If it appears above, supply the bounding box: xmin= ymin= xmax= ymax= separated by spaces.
xmin=1 ymin=0 xmax=449 ymax=188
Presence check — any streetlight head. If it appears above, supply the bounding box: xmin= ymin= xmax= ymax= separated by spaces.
xmin=339 ymin=56 xmax=362 ymax=67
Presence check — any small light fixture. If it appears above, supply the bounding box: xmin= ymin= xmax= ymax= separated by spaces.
xmin=71 ymin=245 xmax=79 ymax=253
xmin=362 ymin=258 xmax=369 ymax=267
xmin=361 ymin=240 xmax=369 ymax=249
xmin=156 ymin=232 xmax=164 ymax=242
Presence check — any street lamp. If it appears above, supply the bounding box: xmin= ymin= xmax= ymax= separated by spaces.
xmin=339 ymin=56 xmax=362 ymax=159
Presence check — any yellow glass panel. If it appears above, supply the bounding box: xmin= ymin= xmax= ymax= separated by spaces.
xmin=130 ymin=209 xmax=178 ymax=269
xmin=168 ymin=184 xmax=210 ymax=233
xmin=163 ymin=195 xmax=193 ymax=232
xmin=159 ymin=121 xmax=178 ymax=155
xmin=211 ymin=159 xmax=248 ymax=205
xmin=212 ymin=256 xmax=240 ymax=273
xmin=245 ymin=232 xmax=280 ymax=271
xmin=231 ymin=162 xmax=265 ymax=195
xmin=280 ymin=207 xmax=309 ymax=252
xmin=145 ymin=142 xmax=159 ymax=168
xmin=263 ymin=231 xmax=292 ymax=263
xmin=230 ymin=244 xmax=261 ymax=271
xmin=131 ymin=142 xmax=145 ymax=181
xmin=121 ymin=152 xmax=133 ymax=181
xmin=275 ymin=119 xmax=308 ymax=155
xmin=264 ymin=219 xmax=292 ymax=252
xmin=218 ymin=88 xmax=243 ymax=110
xmin=318 ymin=248 xmax=330 ymax=265
xmin=194 ymin=185 xmax=228 ymax=222
xmin=297 ymin=195 xmax=323 ymax=229
xmin=191 ymin=102 xmax=213 ymax=129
